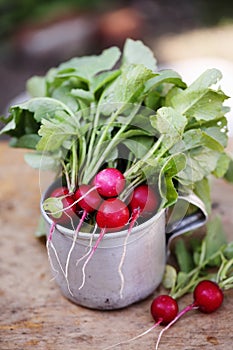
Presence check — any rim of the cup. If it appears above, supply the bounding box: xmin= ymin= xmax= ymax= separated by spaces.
xmin=40 ymin=194 xmax=165 ymax=241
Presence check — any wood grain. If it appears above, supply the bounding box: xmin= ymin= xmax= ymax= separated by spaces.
xmin=0 ymin=141 xmax=233 ymax=350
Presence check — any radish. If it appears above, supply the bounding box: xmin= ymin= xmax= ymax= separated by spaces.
xmin=96 ymin=198 xmax=130 ymax=231
xmin=74 ymin=184 xmax=102 ymax=214
xmin=103 ymin=294 xmax=179 ymax=350
xmin=151 ymin=295 xmax=179 ymax=325
xmin=128 ymin=184 xmax=158 ymax=218
xmin=155 ymin=280 xmax=224 ymax=349
xmin=94 ymin=168 xmax=126 ymax=198
xmin=193 ymin=279 xmax=224 ymax=313
xmin=118 ymin=184 xmax=158 ymax=298
xmin=47 ymin=186 xmax=77 ymax=225
xmin=79 ymin=198 xmax=130 ymax=290
xmin=50 ymin=186 xmax=69 ymax=198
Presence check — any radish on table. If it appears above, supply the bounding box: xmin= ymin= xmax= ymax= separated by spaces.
xmin=155 ymin=280 xmax=224 ymax=349
xmin=104 ymin=280 xmax=224 ymax=350
xmin=103 ymin=294 xmax=179 ymax=349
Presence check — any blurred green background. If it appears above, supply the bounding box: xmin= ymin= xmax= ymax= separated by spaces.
xmin=0 ymin=0 xmax=233 ymax=116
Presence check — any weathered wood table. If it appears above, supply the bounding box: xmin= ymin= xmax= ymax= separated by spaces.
xmin=0 ymin=140 xmax=233 ymax=350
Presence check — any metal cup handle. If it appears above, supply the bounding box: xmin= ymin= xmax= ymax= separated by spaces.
xmin=165 ymin=193 xmax=208 ymax=255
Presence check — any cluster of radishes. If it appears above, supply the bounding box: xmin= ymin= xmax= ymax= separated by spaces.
xmin=45 ymin=167 xmax=159 ymax=294
xmin=105 ymin=279 xmax=224 ymax=349
xmin=47 ymin=167 xmax=159 ymax=233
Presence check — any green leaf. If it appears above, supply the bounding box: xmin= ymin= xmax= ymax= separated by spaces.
xmin=11 ymin=97 xmax=75 ymax=123
xmin=24 ymin=152 xmax=61 ymax=171
xmin=99 ymin=64 xmax=154 ymax=114
xmin=122 ymin=38 xmax=157 ymax=71
xmin=177 ymin=147 xmax=220 ymax=185
xmin=57 ymin=46 xmax=121 ymax=82
xmin=176 ymin=271 xmax=189 ymax=288
xmin=204 ymin=216 xmax=227 ymax=266
xmin=194 ymin=177 xmax=211 ymax=215
xmin=175 ymin=239 xmax=195 ymax=273
xmin=224 ymin=242 xmax=233 ymax=259
xmin=9 ymin=134 xmax=40 ymax=149
xmin=150 ymin=107 xmax=187 ymax=150
xmin=70 ymin=88 xmax=94 ymax=102
xmin=213 ymin=153 xmax=231 ymax=178
xmin=36 ymin=113 xmax=84 ymax=152
xmin=185 ymin=89 xmax=228 ymax=121
xmin=162 ymin=265 xmax=177 ymax=289
xmin=91 ymin=70 xmax=121 ymax=93
xmin=202 ymin=120 xmax=228 ymax=148
xmin=43 ymin=197 xmax=63 ymax=219
xmin=52 ymin=86 xmax=79 ymax=112
xmin=26 ymin=76 xmax=46 ymax=97
xmin=145 ymin=69 xmax=187 ymax=92
xmin=171 ymin=129 xmax=224 ymax=155
xmin=123 ymin=136 xmax=154 ymax=158
xmin=170 ymin=69 xmax=223 ymax=116
xmin=224 ymin=157 xmax=233 ymax=183
xmin=158 ymin=153 xmax=187 ymax=208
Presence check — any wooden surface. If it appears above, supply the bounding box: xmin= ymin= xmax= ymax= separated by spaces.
xmin=0 ymin=140 xmax=233 ymax=350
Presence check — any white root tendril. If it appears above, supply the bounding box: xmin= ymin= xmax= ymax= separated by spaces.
xmin=79 ymin=227 xmax=106 ymax=290
xmin=76 ymin=224 xmax=97 ymax=267
xmin=102 ymin=321 xmax=161 ymax=350
xmin=45 ymin=186 xmax=98 ymax=216
xmin=65 ymin=211 xmax=87 ymax=288
xmin=118 ymin=211 xmax=140 ymax=299
xmin=46 ymin=221 xmax=73 ymax=296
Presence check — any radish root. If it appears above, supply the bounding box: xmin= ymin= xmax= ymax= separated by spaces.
xmin=155 ymin=303 xmax=196 ymax=349
xmin=118 ymin=210 xmax=140 ymax=298
xmin=76 ymin=224 xmax=97 ymax=267
xmin=103 ymin=320 xmax=162 ymax=349
xmin=65 ymin=210 xmax=87 ymax=282
xmin=46 ymin=219 xmax=73 ymax=296
xmin=79 ymin=227 xmax=106 ymax=290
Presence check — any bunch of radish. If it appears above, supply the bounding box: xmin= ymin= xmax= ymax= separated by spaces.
xmin=44 ymin=167 xmax=159 ymax=294
xmin=104 ymin=279 xmax=224 ymax=349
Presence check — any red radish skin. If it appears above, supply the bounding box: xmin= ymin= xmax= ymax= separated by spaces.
xmin=155 ymin=280 xmax=224 ymax=349
xmin=96 ymin=198 xmax=130 ymax=231
xmin=74 ymin=184 xmax=102 ymax=213
xmin=94 ymin=168 xmax=126 ymax=198
xmin=193 ymin=280 xmax=224 ymax=313
xmin=50 ymin=186 xmax=69 ymax=198
xmin=49 ymin=186 xmax=77 ymax=225
xmin=128 ymin=184 xmax=158 ymax=217
xmin=151 ymin=295 xmax=179 ymax=325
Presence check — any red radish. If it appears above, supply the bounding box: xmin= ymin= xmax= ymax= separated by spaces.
xmin=193 ymin=280 xmax=224 ymax=313
xmin=74 ymin=184 xmax=102 ymax=213
xmin=103 ymin=294 xmax=178 ymax=350
xmin=151 ymin=295 xmax=179 ymax=325
xmin=128 ymin=184 xmax=158 ymax=217
xmin=50 ymin=186 xmax=69 ymax=198
xmin=155 ymin=280 xmax=224 ymax=349
xmin=94 ymin=168 xmax=126 ymax=197
xmin=48 ymin=186 xmax=77 ymax=225
xmin=96 ymin=198 xmax=130 ymax=231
